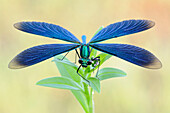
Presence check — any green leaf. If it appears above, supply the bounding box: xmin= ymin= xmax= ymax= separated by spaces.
xmin=88 ymin=53 xmax=112 ymax=73
xmin=98 ymin=67 xmax=127 ymax=81
xmin=89 ymin=47 xmax=97 ymax=58
xmin=52 ymin=56 xmax=90 ymax=112
xmin=54 ymin=54 xmax=69 ymax=61
xmin=71 ymin=91 xmax=89 ymax=113
xmin=53 ymin=55 xmax=77 ymax=68
xmin=93 ymin=26 xmax=104 ymax=36
xmin=84 ymin=66 xmax=91 ymax=75
xmin=36 ymin=76 xmax=84 ymax=91
xmin=88 ymin=77 xmax=101 ymax=93
xmin=52 ymin=56 xmax=83 ymax=83
xmin=98 ymin=53 xmax=112 ymax=66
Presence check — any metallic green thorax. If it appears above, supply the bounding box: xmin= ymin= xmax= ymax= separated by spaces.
xmin=80 ymin=45 xmax=90 ymax=58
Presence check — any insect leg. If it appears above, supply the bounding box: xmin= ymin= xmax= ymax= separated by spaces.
xmin=75 ymin=52 xmax=77 ymax=64
xmin=75 ymin=49 xmax=80 ymax=58
xmin=58 ymin=52 xmax=69 ymax=60
xmin=96 ymin=58 xmax=100 ymax=78
xmin=77 ymin=65 xmax=90 ymax=85
xmin=91 ymin=56 xmax=100 ymax=79
xmin=58 ymin=49 xmax=79 ymax=62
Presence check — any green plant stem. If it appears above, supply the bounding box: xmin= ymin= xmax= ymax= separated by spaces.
xmin=89 ymin=88 xmax=94 ymax=113
xmin=83 ymin=82 xmax=94 ymax=113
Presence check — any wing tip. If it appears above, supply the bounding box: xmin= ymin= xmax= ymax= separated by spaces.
xmin=130 ymin=19 xmax=155 ymax=28
xmin=146 ymin=20 xmax=155 ymax=29
xmin=14 ymin=21 xmax=33 ymax=30
xmin=126 ymin=19 xmax=155 ymax=28
xmin=8 ymin=58 xmax=27 ymax=69
xmin=14 ymin=22 xmax=23 ymax=30
xmin=144 ymin=58 xmax=162 ymax=69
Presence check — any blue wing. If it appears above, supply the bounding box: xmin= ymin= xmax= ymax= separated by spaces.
xmin=89 ymin=20 xmax=155 ymax=43
xmin=90 ymin=43 xmax=162 ymax=69
xmin=14 ymin=22 xmax=81 ymax=44
xmin=8 ymin=44 xmax=80 ymax=69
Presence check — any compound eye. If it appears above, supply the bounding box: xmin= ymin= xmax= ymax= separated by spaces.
xmin=78 ymin=59 xmax=83 ymax=64
xmin=87 ymin=60 xmax=92 ymax=65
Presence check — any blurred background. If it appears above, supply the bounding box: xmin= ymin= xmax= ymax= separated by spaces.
xmin=0 ymin=0 xmax=170 ymax=113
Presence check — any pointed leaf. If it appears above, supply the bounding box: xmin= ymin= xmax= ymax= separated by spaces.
xmin=52 ymin=55 xmax=83 ymax=83
xmin=53 ymin=54 xmax=69 ymax=61
xmin=52 ymin=56 xmax=89 ymax=112
xmin=52 ymin=55 xmax=77 ymax=68
xmin=88 ymin=53 xmax=112 ymax=73
xmin=72 ymin=91 xmax=89 ymax=113
xmin=89 ymin=47 xmax=97 ymax=58
xmin=36 ymin=76 xmax=84 ymax=91
xmin=84 ymin=66 xmax=91 ymax=75
xmin=88 ymin=77 xmax=101 ymax=93
xmin=93 ymin=26 xmax=104 ymax=36
xmin=98 ymin=67 xmax=126 ymax=81
xmin=98 ymin=53 xmax=112 ymax=66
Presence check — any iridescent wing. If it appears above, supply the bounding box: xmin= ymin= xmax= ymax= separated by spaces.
xmin=9 ymin=44 xmax=80 ymax=69
xmin=88 ymin=20 xmax=155 ymax=43
xmin=90 ymin=43 xmax=162 ymax=69
xmin=14 ymin=22 xmax=81 ymax=44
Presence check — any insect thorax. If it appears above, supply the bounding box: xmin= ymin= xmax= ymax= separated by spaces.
xmin=80 ymin=45 xmax=90 ymax=59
